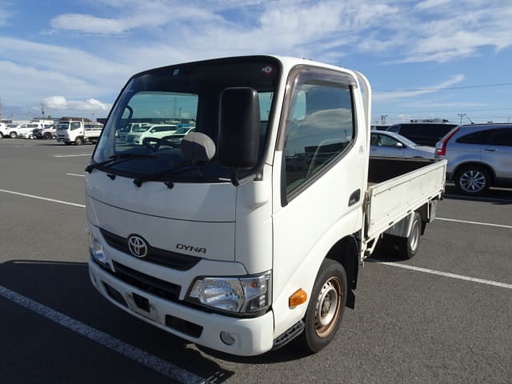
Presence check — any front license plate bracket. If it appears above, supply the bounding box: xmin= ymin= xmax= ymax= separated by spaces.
xmin=132 ymin=293 xmax=150 ymax=312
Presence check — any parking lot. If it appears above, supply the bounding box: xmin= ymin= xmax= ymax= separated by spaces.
xmin=1 ymin=138 xmax=511 ymax=384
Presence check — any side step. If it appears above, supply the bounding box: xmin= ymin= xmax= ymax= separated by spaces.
xmin=272 ymin=320 xmax=305 ymax=351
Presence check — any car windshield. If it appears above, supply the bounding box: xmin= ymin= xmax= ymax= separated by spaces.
xmin=93 ymin=57 xmax=279 ymax=182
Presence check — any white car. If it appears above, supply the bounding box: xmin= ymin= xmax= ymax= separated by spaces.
xmin=118 ymin=123 xmax=150 ymax=142
xmin=0 ymin=123 xmax=7 ymax=138
xmin=126 ymin=124 xmax=178 ymax=145
xmin=1 ymin=124 xmax=20 ymax=138
xmin=160 ymin=126 xmax=196 ymax=146
xmin=14 ymin=123 xmax=44 ymax=139
xmin=370 ymin=130 xmax=435 ymax=159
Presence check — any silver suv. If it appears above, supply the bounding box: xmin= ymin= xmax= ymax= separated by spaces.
xmin=435 ymin=124 xmax=512 ymax=195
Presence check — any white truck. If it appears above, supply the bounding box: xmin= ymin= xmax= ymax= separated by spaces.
xmin=85 ymin=55 xmax=447 ymax=356
xmin=56 ymin=119 xmax=103 ymax=145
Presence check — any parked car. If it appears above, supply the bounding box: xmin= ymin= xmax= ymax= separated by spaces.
xmin=14 ymin=123 xmax=44 ymax=139
xmin=386 ymin=122 xmax=458 ymax=146
xmin=33 ymin=124 xmax=56 ymax=139
xmin=435 ymin=123 xmax=512 ymax=195
xmin=370 ymin=130 xmax=435 ymax=159
xmin=160 ymin=126 xmax=196 ymax=146
xmin=126 ymin=124 xmax=178 ymax=145
xmin=117 ymin=123 xmax=150 ymax=142
xmin=1 ymin=124 xmax=21 ymax=138
xmin=0 ymin=123 xmax=7 ymax=138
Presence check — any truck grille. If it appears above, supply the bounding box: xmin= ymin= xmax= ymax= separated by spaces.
xmin=112 ymin=261 xmax=181 ymax=302
xmin=100 ymin=228 xmax=201 ymax=271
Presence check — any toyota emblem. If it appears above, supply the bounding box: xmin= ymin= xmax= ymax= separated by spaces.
xmin=127 ymin=235 xmax=148 ymax=258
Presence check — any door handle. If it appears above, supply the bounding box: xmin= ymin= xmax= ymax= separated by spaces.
xmin=348 ymin=189 xmax=361 ymax=206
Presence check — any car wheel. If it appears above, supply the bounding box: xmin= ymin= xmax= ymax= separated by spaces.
xmin=301 ymin=259 xmax=347 ymax=353
xmin=10 ymin=132 xmax=17 ymax=138
xmin=75 ymin=137 xmax=84 ymax=145
xmin=43 ymin=132 xmax=52 ymax=139
xmin=455 ymin=165 xmax=491 ymax=195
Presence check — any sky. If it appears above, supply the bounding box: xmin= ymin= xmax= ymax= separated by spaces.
xmin=0 ymin=0 xmax=511 ymax=125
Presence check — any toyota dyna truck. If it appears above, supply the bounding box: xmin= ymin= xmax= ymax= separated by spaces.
xmin=85 ymin=55 xmax=447 ymax=356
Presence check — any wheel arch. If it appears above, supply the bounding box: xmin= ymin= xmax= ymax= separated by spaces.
xmin=325 ymin=235 xmax=359 ymax=309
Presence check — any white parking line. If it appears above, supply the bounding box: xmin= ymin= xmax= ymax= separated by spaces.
xmin=0 ymin=189 xmax=85 ymax=208
xmin=0 ymin=285 xmax=207 ymax=384
xmin=66 ymin=173 xmax=85 ymax=177
xmin=54 ymin=154 xmax=92 ymax=158
xmin=437 ymin=217 xmax=512 ymax=230
xmin=378 ymin=262 xmax=512 ymax=290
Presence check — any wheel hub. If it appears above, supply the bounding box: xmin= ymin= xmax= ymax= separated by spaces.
xmin=461 ymin=171 xmax=485 ymax=192
xmin=315 ymin=278 xmax=342 ymax=335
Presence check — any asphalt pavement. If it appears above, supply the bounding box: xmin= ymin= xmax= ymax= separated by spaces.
xmin=1 ymin=138 xmax=511 ymax=384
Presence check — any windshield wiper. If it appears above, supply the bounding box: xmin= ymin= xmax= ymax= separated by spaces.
xmin=85 ymin=153 xmax=157 ymax=173
xmin=132 ymin=161 xmax=198 ymax=188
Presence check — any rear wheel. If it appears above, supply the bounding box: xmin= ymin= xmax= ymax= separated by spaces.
xmin=396 ymin=212 xmax=422 ymax=259
xmin=10 ymin=132 xmax=17 ymax=138
xmin=302 ymin=259 xmax=347 ymax=353
xmin=43 ymin=132 xmax=52 ymax=139
xmin=454 ymin=165 xmax=490 ymax=195
xmin=75 ymin=136 xmax=84 ymax=145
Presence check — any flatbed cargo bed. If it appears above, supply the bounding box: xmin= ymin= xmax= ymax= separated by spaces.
xmin=365 ymin=157 xmax=447 ymax=242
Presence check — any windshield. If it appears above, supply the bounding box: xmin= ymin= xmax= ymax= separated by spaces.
xmin=93 ymin=57 xmax=279 ymax=182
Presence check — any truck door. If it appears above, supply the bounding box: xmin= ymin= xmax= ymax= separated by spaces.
xmin=271 ymin=68 xmax=366 ymax=325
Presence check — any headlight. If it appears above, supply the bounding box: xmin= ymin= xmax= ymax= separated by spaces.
xmin=88 ymin=232 xmax=108 ymax=266
xmin=187 ymin=271 xmax=271 ymax=316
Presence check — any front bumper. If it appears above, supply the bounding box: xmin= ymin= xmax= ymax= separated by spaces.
xmin=89 ymin=258 xmax=275 ymax=356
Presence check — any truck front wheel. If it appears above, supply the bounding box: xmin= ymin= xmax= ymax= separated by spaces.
xmin=75 ymin=136 xmax=84 ymax=145
xmin=302 ymin=259 xmax=347 ymax=353
xmin=396 ymin=212 xmax=422 ymax=259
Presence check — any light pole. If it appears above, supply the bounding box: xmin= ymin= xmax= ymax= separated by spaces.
xmin=458 ymin=113 xmax=466 ymax=124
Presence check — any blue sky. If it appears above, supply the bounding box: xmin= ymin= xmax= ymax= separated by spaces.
xmin=1 ymin=0 xmax=511 ymax=125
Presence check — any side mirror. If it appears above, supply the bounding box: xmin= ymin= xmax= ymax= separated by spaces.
xmin=218 ymin=87 xmax=260 ymax=168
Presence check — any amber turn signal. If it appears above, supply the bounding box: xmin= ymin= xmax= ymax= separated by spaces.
xmin=289 ymin=289 xmax=307 ymax=307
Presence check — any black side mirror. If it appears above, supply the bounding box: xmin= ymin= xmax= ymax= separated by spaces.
xmin=218 ymin=87 xmax=260 ymax=169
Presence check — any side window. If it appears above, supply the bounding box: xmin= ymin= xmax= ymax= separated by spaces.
xmin=380 ymin=134 xmax=399 ymax=147
xmin=488 ymin=129 xmax=512 ymax=146
xmin=284 ymin=80 xmax=354 ymax=194
xmin=457 ymin=130 xmax=490 ymax=144
xmin=71 ymin=122 xmax=81 ymax=130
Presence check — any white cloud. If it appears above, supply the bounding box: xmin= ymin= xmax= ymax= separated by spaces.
xmin=374 ymin=74 xmax=465 ymax=102
xmin=43 ymin=96 xmax=111 ymax=112
xmin=50 ymin=14 xmax=131 ymax=34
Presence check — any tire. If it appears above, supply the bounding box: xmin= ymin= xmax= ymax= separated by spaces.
xmin=454 ymin=165 xmax=491 ymax=195
xmin=10 ymin=132 xmax=17 ymax=139
xmin=396 ymin=212 xmax=422 ymax=259
xmin=43 ymin=132 xmax=52 ymax=139
xmin=75 ymin=137 xmax=84 ymax=145
xmin=302 ymin=259 xmax=347 ymax=353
